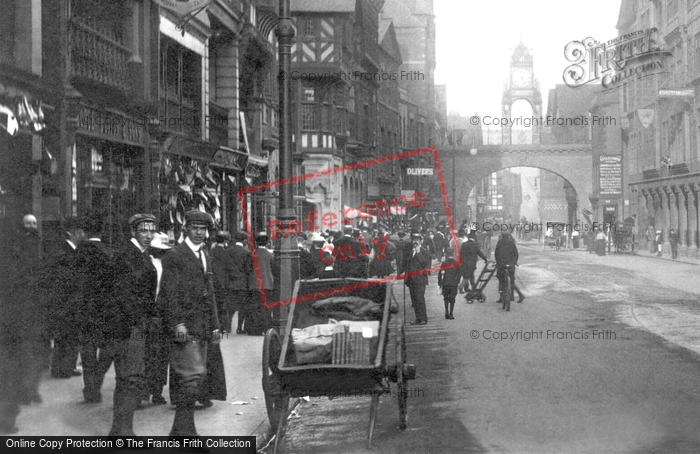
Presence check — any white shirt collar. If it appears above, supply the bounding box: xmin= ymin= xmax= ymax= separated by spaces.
xmin=66 ymin=239 xmax=77 ymax=250
xmin=235 ymin=242 xmax=243 ymax=247
xmin=130 ymin=237 xmax=147 ymax=253
xmin=185 ymin=237 xmax=202 ymax=253
xmin=88 ymin=237 xmax=101 ymax=242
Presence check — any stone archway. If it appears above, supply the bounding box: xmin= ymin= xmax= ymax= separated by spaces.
xmin=440 ymin=143 xmax=592 ymax=226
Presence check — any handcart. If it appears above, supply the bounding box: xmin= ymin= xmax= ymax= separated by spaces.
xmin=262 ymin=278 xmax=416 ymax=453
xmin=464 ymin=260 xmax=497 ymax=303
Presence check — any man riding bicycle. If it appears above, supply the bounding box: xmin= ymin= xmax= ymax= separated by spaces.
xmin=494 ymin=232 xmax=524 ymax=304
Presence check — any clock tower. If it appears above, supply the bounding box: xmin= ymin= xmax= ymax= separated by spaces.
xmin=502 ymin=42 xmax=542 ymax=145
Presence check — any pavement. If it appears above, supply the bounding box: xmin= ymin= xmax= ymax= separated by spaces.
xmin=13 ymin=243 xmax=700 ymax=447
xmin=14 ymin=316 xmax=271 ymax=440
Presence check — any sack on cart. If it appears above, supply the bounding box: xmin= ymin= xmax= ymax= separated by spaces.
xmin=291 ymin=322 xmax=337 ymax=365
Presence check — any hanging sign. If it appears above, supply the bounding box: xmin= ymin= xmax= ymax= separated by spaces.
xmin=638 ymin=109 xmax=654 ymax=129
xmin=153 ymin=0 xmax=212 ymax=16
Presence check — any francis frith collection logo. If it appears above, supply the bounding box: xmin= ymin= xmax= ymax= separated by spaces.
xmin=563 ymin=28 xmax=671 ymax=89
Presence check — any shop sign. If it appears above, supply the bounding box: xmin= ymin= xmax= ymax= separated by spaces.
xmin=77 ymin=106 xmax=144 ymax=145
xmin=153 ymin=0 xmax=211 ymax=16
xmin=406 ymin=168 xmax=434 ymax=175
xmin=600 ymin=156 xmax=622 ymax=196
xmin=211 ymin=147 xmax=247 ymax=171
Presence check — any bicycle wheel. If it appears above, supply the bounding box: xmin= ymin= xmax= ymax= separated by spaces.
xmin=503 ymin=272 xmax=511 ymax=312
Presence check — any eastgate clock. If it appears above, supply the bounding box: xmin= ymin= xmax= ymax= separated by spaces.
xmin=513 ymin=69 xmax=530 ymax=87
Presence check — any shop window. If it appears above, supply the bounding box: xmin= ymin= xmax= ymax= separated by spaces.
xmin=76 ymin=138 xmax=144 ymax=248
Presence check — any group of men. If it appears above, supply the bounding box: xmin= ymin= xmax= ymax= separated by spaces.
xmin=1 ymin=210 xmax=223 ymax=441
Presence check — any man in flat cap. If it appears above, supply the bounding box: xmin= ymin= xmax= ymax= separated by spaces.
xmin=403 ymin=230 xmax=431 ymax=325
xmin=160 ymin=210 xmax=221 ymax=437
xmin=102 ymin=213 xmax=158 ymax=436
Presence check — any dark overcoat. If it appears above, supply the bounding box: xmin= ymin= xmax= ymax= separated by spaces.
xmin=159 ymin=242 xmax=220 ymax=339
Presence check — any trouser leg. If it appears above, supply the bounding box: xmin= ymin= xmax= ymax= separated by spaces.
xmin=108 ymin=326 xmax=146 ymax=436
xmin=169 ymin=340 xmax=207 ymax=436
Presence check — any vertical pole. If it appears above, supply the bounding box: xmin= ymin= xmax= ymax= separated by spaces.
xmin=452 ymin=132 xmax=457 ymax=225
xmin=276 ymin=0 xmax=297 ymax=329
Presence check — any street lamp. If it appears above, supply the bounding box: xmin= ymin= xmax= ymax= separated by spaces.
xmin=276 ymin=0 xmax=297 ymax=326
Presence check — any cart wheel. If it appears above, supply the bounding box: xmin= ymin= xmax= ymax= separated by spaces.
xmin=368 ymin=393 xmax=380 ymax=449
xmin=478 ymin=295 xmax=486 ymax=303
xmin=396 ymin=323 xmax=408 ymax=430
xmin=262 ymin=328 xmax=290 ymax=450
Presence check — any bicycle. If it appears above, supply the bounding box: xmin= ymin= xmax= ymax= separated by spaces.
xmin=498 ymin=264 xmax=515 ymax=312
xmin=481 ymin=233 xmax=492 ymax=258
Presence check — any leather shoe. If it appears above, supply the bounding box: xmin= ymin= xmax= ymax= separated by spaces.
xmin=152 ymin=395 xmax=167 ymax=405
xmin=409 ymin=321 xmax=427 ymax=325
xmin=448 ymin=314 xmax=454 ymax=319
xmin=197 ymin=399 xmax=213 ymax=408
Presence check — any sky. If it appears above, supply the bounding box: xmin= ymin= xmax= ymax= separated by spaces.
xmin=434 ymin=0 xmax=623 ymax=118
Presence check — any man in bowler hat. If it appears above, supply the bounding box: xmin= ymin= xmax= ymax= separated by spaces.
xmin=403 ymin=230 xmax=432 ymax=325
xmin=160 ymin=210 xmax=222 ymax=437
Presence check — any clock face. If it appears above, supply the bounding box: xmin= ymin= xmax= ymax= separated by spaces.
xmin=513 ymin=69 xmax=530 ymax=87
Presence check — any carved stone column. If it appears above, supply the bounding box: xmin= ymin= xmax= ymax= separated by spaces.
xmin=689 ymin=183 xmax=699 ymax=258
xmin=677 ymin=185 xmax=688 ymax=255
xmin=660 ymin=186 xmax=672 ymax=251
xmin=669 ymin=185 xmax=680 ymax=246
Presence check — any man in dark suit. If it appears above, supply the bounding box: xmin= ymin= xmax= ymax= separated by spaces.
xmin=76 ymin=213 xmax=118 ymax=405
xmin=459 ymin=230 xmax=487 ymax=293
xmin=0 ymin=214 xmax=49 ymax=433
xmin=47 ymin=217 xmax=83 ymax=379
xmin=227 ymin=231 xmax=253 ymax=334
xmin=403 ymin=230 xmax=432 ymax=325
xmin=334 ymin=225 xmax=369 ymax=278
xmin=160 ymin=210 xmax=222 ymax=437
xmin=106 ymin=213 xmax=158 ymax=436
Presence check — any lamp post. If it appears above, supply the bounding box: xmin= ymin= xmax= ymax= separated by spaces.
xmin=276 ymin=0 xmax=297 ymax=325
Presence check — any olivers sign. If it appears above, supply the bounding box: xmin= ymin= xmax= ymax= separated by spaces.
xmin=563 ymin=28 xmax=671 ymax=89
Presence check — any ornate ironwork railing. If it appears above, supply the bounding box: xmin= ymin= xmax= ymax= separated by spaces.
xmin=68 ymin=18 xmax=131 ymax=91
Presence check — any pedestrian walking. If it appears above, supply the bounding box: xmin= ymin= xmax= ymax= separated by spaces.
xmin=45 ymin=217 xmax=83 ymax=379
xmin=437 ymin=249 xmax=461 ymax=319
xmin=494 ymin=233 xmax=524 ymax=304
xmin=459 ymin=230 xmax=487 ymax=294
xmin=403 ymin=230 xmax=432 ymax=325
xmin=655 ymin=229 xmax=663 ymax=257
xmin=0 ymin=214 xmax=50 ymax=434
xmin=246 ymin=232 xmax=275 ymax=336
xmin=159 ymin=210 xmax=222 ymax=437
xmin=76 ymin=213 xmax=118 ymax=405
xmin=103 ymin=213 xmax=160 ymax=437
xmin=145 ymin=232 xmax=172 ymax=406
xmin=646 ymin=225 xmax=655 ymax=253
xmin=227 ymin=231 xmax=253 ymax=334
xmin=596 ymin=229 xmax=607 ymax=256
xmin=669 ymin=229 xmax=679 ymax=259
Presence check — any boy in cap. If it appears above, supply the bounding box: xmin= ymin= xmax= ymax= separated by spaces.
xmin=105 ymin=213 xmax=158 ymax=436
xmin=160 ymin=210 xmax=222 ymax=437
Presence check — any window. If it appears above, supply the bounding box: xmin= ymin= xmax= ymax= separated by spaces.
xmin=159 ymin=36 xmax=202 ymax=137
xmin=304 ymin=19 xmax=315 ymax=39
xmin=301 ymin=85 xmax=317 ymax=130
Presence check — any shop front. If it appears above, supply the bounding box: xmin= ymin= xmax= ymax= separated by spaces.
xmin=71 ymin=104 xmax=148 ymax=249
